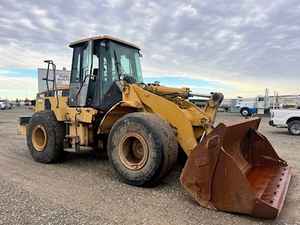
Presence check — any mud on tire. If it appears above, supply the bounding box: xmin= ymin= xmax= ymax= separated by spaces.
xmin=107 ymin=112 xmax=178 ymax=187
xmin=27 ymin=111 xmax=65 ymax=163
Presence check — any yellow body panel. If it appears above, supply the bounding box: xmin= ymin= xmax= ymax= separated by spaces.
xmin=17 ymin=124 xmax=27 ymax=136
xmin=34 ymin=96 xmax=98 ymax=147
xmin=132 ymin=84 xmax=207 ymax=155
xmin=35 ymin=98 xmax=45 ymax=112
xmin=35 ymin=96 xmax=97 ymax=123
xmin=69 ymin=123 xmax=92 ymax=146
xmin=98 ymin=103 xmax=140 ymax=133
xmin=144 ymin=84 xmax=190 ymax=99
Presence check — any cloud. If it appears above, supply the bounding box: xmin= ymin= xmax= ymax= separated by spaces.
xmin=19 ymin=18 xmax=38 ymax=30
xmin=174 ymin=4 xmax=198 ymax=17
xmin=0 ymin=0 xmax=300 ymax=99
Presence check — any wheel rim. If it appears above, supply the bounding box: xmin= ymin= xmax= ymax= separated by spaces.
xmin=118 ymin=132 xmax=149 ymax=170
xmin=32 ymin=125 xmax=47 ymax=151
xmin=242 ymin=109 xmax=248 ymax=116
xmin=291 ymin=124 xmax=300 ymax=135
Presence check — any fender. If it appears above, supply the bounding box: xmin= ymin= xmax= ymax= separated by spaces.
xmin=97 ymin=102 xmax=141 ymax=134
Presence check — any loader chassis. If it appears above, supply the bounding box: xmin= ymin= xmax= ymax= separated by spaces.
xmin=19 ymin=35 xmax=291 ymax=219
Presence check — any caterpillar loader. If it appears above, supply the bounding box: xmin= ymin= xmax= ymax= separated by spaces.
xmin=19 ymin=35 xmax=291 ymax=219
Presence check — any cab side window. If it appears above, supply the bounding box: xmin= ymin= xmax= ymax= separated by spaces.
xmin=71 ymin=47 xmax=82 ymax=82
xmin=120 ymin=54 xmax=133 ymax=75
xmin=70 ymin=44 xmax=89 ymax=83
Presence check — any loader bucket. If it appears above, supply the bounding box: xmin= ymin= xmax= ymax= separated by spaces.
xmin=180 ymin=118 xmax=291 ymax=219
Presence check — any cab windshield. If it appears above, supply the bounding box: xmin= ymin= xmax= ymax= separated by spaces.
xmin=110 ymin=42 xmax=143 ymax=83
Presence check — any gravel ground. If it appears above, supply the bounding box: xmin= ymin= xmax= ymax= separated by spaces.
xmin=0 ymin=108 xmax=299 ymax=225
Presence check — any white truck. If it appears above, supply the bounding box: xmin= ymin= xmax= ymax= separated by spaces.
xmin=236 ymin=96 xmax=269 ymax=117
xmin=269 ymin=109 xmax=300 ymax=135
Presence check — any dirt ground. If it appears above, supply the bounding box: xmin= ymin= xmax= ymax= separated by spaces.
xmin=0 ymin=108 xmax=299 ymax=225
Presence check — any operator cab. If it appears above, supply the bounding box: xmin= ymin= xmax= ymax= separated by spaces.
xmin=68 ymin=35 xmax=143 ymax=110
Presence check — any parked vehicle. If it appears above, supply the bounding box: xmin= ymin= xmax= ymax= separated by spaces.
xmin=269 ymin=109 xmax=300 ymax=135
xmin=0 ymin=100 xmax=12 ymax=110
xmin=236 ymin=95 xmax=270 ymax=117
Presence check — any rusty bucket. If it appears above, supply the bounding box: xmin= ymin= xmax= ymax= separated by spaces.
xmin=180 ymin=118 xmax=291 ymax=219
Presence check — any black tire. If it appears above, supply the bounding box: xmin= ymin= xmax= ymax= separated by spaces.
xmin=288 ymin=120 xmax=300 ymax=135
xmin=240 ymin=108 xmax=250 ymax=117
xmin=177 ymin=148 xmax=188 ymax=165
xmin=107 ymin=112 xmax=178 ymax=187
xmin=27 ymin=111 xmax=65 ymax=163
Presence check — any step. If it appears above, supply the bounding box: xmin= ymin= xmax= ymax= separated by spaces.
xmin=64 ymin=145 xmax=93 ymax=153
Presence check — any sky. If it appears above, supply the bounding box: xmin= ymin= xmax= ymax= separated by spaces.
xmin=0 ymin=0 xmax=300 ymax=99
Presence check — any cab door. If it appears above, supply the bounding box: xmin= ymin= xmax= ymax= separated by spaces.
xmin=69 ymin=41 xmax=93 ymax=106
xmin=97 ymin=42 xmax=122 ymax=111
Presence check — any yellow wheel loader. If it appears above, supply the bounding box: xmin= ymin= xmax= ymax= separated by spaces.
xmin=19 ymin=35 xmax=291 ymax=219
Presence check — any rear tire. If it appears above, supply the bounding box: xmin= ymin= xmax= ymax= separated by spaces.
xmin=288 ymin=120 xmax=300 ymax=135
xmin=107 ymin=112 xmax=178 ymax=187
xmin=27 ymin=111 xmax=65 ymax=163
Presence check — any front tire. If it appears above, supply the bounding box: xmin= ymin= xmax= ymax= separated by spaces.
xmin=288 ymin=120 xmax=300 ymax=135
xmin=107 ymin=112 xmax=178 ymax=187
xmin=27 ymin=111 xmax=65 ymax=163
xmin=240 ymin=108 xmax=250 ymax=117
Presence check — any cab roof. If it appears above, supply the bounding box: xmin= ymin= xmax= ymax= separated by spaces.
xmin=69 ymin=35 xmax=140 ymax=50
